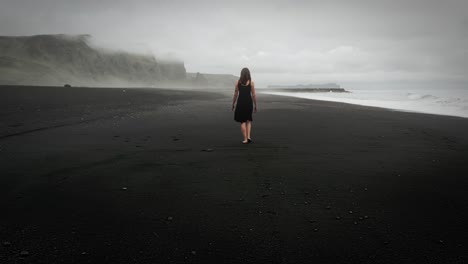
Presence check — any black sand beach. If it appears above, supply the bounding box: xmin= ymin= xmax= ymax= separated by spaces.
xmin=1 ymin=85 xmax=468 ymax=263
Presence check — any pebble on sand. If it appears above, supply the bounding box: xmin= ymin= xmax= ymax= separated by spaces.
xmin=121 ymin=187 xmax=128 ymax=190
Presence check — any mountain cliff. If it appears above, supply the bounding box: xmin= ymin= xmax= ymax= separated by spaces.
xmin=0 ymin=34 xmax=236 ymax=88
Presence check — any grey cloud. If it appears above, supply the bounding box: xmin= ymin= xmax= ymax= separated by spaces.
xmin=1 ymin=0 xmax=467 ymax=88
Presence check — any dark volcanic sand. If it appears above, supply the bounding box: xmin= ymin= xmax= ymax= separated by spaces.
xmin=1 ymin=85 xmax=468 ymax=263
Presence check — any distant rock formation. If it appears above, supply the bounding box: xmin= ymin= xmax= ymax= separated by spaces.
xmin=267 ymin=83 xmax=341 ymax=89
xmin=263 ymin=83 xmax=348 ymax=92
xmin=187 ymin=72 xmax=238 ymax=89
xmin=193 ymin=72 xmax=209 ymax=86
xmin=0 ymin=34 xmax=236 ymax=88
xmin=263 ymin=88 xmax=349 ymax=93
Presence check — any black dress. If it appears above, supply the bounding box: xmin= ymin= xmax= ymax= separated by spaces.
xmin=234 ymin=80 xmax=253 ymax=122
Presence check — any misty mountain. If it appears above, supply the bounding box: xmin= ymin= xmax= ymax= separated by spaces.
xmin=0 ymin=34 xmax=237 ymax=88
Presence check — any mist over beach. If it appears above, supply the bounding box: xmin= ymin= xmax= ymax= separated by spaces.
xmin=1 ymin=0 xmax=468 ymax=263
xmin=2 ymin=0 xmax=467 ymax=116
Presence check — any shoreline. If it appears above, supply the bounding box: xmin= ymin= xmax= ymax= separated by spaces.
xmin=260 ymin=90 xmax=468 ymax=119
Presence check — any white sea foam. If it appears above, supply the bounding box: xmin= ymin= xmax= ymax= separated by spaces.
xmin=260 ymin=88 xmax=468 ymax=118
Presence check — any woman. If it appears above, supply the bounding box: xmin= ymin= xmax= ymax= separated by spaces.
xmin=232 ymin=67 xmax=257 ymax=144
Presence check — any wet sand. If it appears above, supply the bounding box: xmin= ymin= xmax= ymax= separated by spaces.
xmin=1 ymin=85 xmax=468 ymax=263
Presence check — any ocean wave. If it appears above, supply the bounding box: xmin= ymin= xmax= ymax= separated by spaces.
xmin=406 ymin=93 xmax=438 ymax=100
xmin=261 ymin=89 xmax=468 ymax=118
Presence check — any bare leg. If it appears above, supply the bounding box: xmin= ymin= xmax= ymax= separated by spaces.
xmin=240 ymin=122 xmax=248 ymax=143
xmin=246 ymin=120 xmax=252 ymax=140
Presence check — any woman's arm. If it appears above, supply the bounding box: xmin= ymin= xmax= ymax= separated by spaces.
xmin=232 ymin=80 xmax=239 ymax=111
xmin=251 ymin=81 xmax=257 ymax=112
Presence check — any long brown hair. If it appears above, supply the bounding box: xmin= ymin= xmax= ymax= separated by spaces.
xmin=239 ymin=67 xmax=251 ymax=85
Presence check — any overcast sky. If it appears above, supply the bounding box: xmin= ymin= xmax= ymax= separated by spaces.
xmin=1 ymin=0 xmax=467 ymax=88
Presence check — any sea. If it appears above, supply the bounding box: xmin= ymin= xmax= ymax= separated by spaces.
xmin=260 ymin=87 xmax=468 ymax=118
